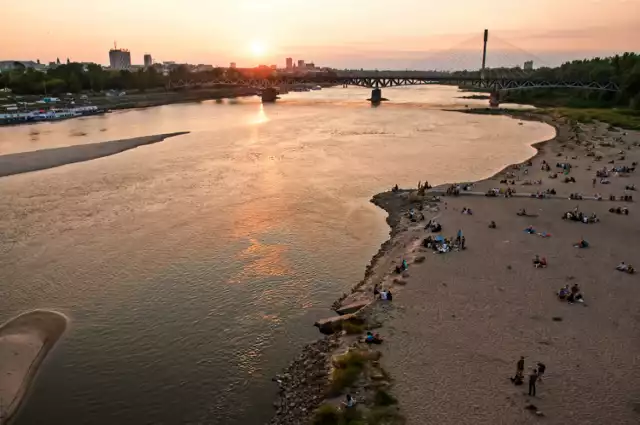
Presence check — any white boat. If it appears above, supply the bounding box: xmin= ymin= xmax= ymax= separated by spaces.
xmin=1 ymin=106 xmax=104 ymax=125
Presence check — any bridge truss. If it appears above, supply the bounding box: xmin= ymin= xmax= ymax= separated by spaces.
xmin=169 ymin=76 xmax=620 ymax=92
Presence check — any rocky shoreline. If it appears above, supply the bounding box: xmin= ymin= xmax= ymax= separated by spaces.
xmin=269 ymin=191 xmax=410 ymax=425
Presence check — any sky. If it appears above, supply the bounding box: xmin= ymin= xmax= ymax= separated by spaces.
xmin=3 ymin=0 xmax=640 ymax=70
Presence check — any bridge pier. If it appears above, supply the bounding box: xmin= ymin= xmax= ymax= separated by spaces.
xmin=261 ymin=87 xmax=279 ymax=103
xmin=370 ymin=88 xmax=382 ymax=103
xmin=489 ymin=91 xmax=500 ymax=107
xmin=367 ymin=88 xmax=389 ymax=103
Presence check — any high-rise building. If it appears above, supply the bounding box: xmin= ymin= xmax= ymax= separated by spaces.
xmin=144 ymin=54 xmax=153 ymax=68
xmin=286 ymin=57 xmax=293 ymax=69
xmin=109 ymin=48 xmax=131 ymax=70
xmin=524 ymin=60 xmax=534 ymax=71
xmin=297 ymin=59 xmax=305 ymax=68
xmin=230 ymin=62 xmax=237 ymax=69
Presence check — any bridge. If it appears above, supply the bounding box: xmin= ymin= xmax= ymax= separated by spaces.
xmin=169 ymin=29 xmax=621 ymax=104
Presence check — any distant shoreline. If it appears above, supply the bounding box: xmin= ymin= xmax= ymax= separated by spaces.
xmin=0 ymin=131 xmax=189 ymax=178
xmin=0 ymin=310 xmax=68 ymax=423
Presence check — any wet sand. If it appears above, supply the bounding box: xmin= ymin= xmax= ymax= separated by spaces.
xmin=0 ymin=132 xmax=189 ymax=177
xmin=337 ymin=114 xmax=640 ymax=424
xmin=0 ymin=310 xmax=67 ymax=422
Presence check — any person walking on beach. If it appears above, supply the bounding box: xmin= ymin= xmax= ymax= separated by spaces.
xmin=516 ymin=356 xmax=525 ymax=379
xmin=528 ymin=369 xmax=539 ymax=396
xmin=536 ymin=362 xmax=546 ymax=382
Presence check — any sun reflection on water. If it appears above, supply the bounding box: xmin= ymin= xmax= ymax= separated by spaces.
xmin=251 ymin=104 xmax=269 ymax=125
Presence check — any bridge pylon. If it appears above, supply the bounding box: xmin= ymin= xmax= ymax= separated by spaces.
xmin=481 ymin=29 xmax=489 ymax=80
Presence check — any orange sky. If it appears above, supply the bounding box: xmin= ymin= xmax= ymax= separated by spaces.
xmin=3 ymin=0 xmax=639 ymax=69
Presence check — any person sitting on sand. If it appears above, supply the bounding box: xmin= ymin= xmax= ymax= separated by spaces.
xmin=616 ymin=262 xmax=628 ymax=272
xmin=373 ymin=284 xmax=381 ymax=299
xmin=392 ymin=184 xmax=399 ymax=192
xmin=342 ymin=394 xmax=356 ymax=409
xmin=567 ymin=284 xmax=584 ymax=303
xmin=574 ymin=239 xmax=589 ymax=249
xmin=489 ymin=221 xmax=497 ymax=229
xmin=395 ymin=265 xmax=402 ymax=274
xmin=533 ymin=255 xmax=547 ymax=268
xmin=431 ymin=222 xmax=442 ymax=232
xmin=380 ymin=289 xmax=393 ymax=301
xmin=365 ymin=331 xmax=383 ymax=344
xmin=558 ymin=285 xmax=570 ymax=300
xmin=511 ymin=374 xmax=524 ymax=385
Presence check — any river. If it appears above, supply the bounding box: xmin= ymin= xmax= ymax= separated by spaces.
xmin=0 ymin=86 xmax=555 ymax=425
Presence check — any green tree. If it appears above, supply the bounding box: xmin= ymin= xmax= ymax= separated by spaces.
xmin=67 ymin=73 xmax=82 ymax=93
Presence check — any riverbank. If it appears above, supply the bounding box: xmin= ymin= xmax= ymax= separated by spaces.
xmin=0 ymin=310 xmax=67 ymax=422
xmin=0 ymin=132 xmax=189 ymax=178
xmin=269 ymin=110 xmax=640 ymax=424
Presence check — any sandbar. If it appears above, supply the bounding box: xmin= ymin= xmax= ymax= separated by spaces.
xmin=0 ymin=131 xmax=189 ymax=178
xmin=0 ymin=310 xmax=67 ymax=422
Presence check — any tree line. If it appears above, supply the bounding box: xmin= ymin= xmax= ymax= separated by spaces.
xmin=0 ymin=62 xmax=230 ymax=95
xmin=0 ymin=62 xmax=282 ymax=95
xmin=454 ymin=52 xmax=640 ymax=109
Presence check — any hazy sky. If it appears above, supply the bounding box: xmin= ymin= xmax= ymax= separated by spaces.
xmin=3 ymin=0 xmax=640 ymax=69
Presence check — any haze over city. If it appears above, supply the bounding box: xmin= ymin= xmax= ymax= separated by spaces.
xmin=4 ymin=0 xmax=640 ymax=69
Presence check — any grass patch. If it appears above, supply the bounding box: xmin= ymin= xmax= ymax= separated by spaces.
xmin=330 ymin=350 xmax=369 ymax=395
xmin=544 ymin=107 xmax=640 ymax=130
xmin=342 ymin=321 xmax=366 ymax=335
xmin=373 ymin=389 xmax=398 ymax=407
xmin=312 ymin=404 xmax=366 ymax=425
xmin=312 ymin=404 xmax=341 ymax=425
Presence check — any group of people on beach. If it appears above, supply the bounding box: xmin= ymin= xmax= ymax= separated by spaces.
xmin=373 ymin=284 xmax=393 ymax=301
xmin=510 ymin=356 xmax=546 ymax=397
xmin=616 ymin=262 xmax=636 ymax=274
xmin=557 ymin=283 xmax=584 ymax=303
xmin=562 ymin=208 xmax=599 ymax=224
xmin=532 ymin=255 xmax=548 ymax=268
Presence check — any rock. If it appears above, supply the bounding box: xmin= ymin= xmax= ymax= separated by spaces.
xmin=402 ymin=271 xmax=410 ymax=278
xmin=336 ymin=301 xmax=369 ymax=315
xmin=552 ymin=316 xmax=563 ymax=322
xmin=393 ymin=278 xmax=407 ymax=285
xmin=414 ymin=256 xmax=426 ymax=263
xmin=314 ymin=314 xmax=358 ymax=334
xmin=370 ymin=370 xmax=386 ymax=380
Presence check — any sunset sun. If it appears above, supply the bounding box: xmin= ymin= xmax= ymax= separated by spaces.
xmin=250 ymin=40 xmax=267 ymax=57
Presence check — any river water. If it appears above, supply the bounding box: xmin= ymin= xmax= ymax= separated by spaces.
xmin=0 ymin=86 xmax=554 ymax=425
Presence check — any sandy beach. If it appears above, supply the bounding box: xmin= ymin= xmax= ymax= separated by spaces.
xmin=271 ymin=112 xmax=640 ymax=424
xmin=0 ymin=131 xmax=189 ymax=178
xmin=0 ymin=310 xmax=67 ymax=423
xmin=366 ymin=115 xmax=640 ymax=424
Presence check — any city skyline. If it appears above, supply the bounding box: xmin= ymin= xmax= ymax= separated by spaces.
xmin=3 ymin=0 xmax=640 ymax=70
